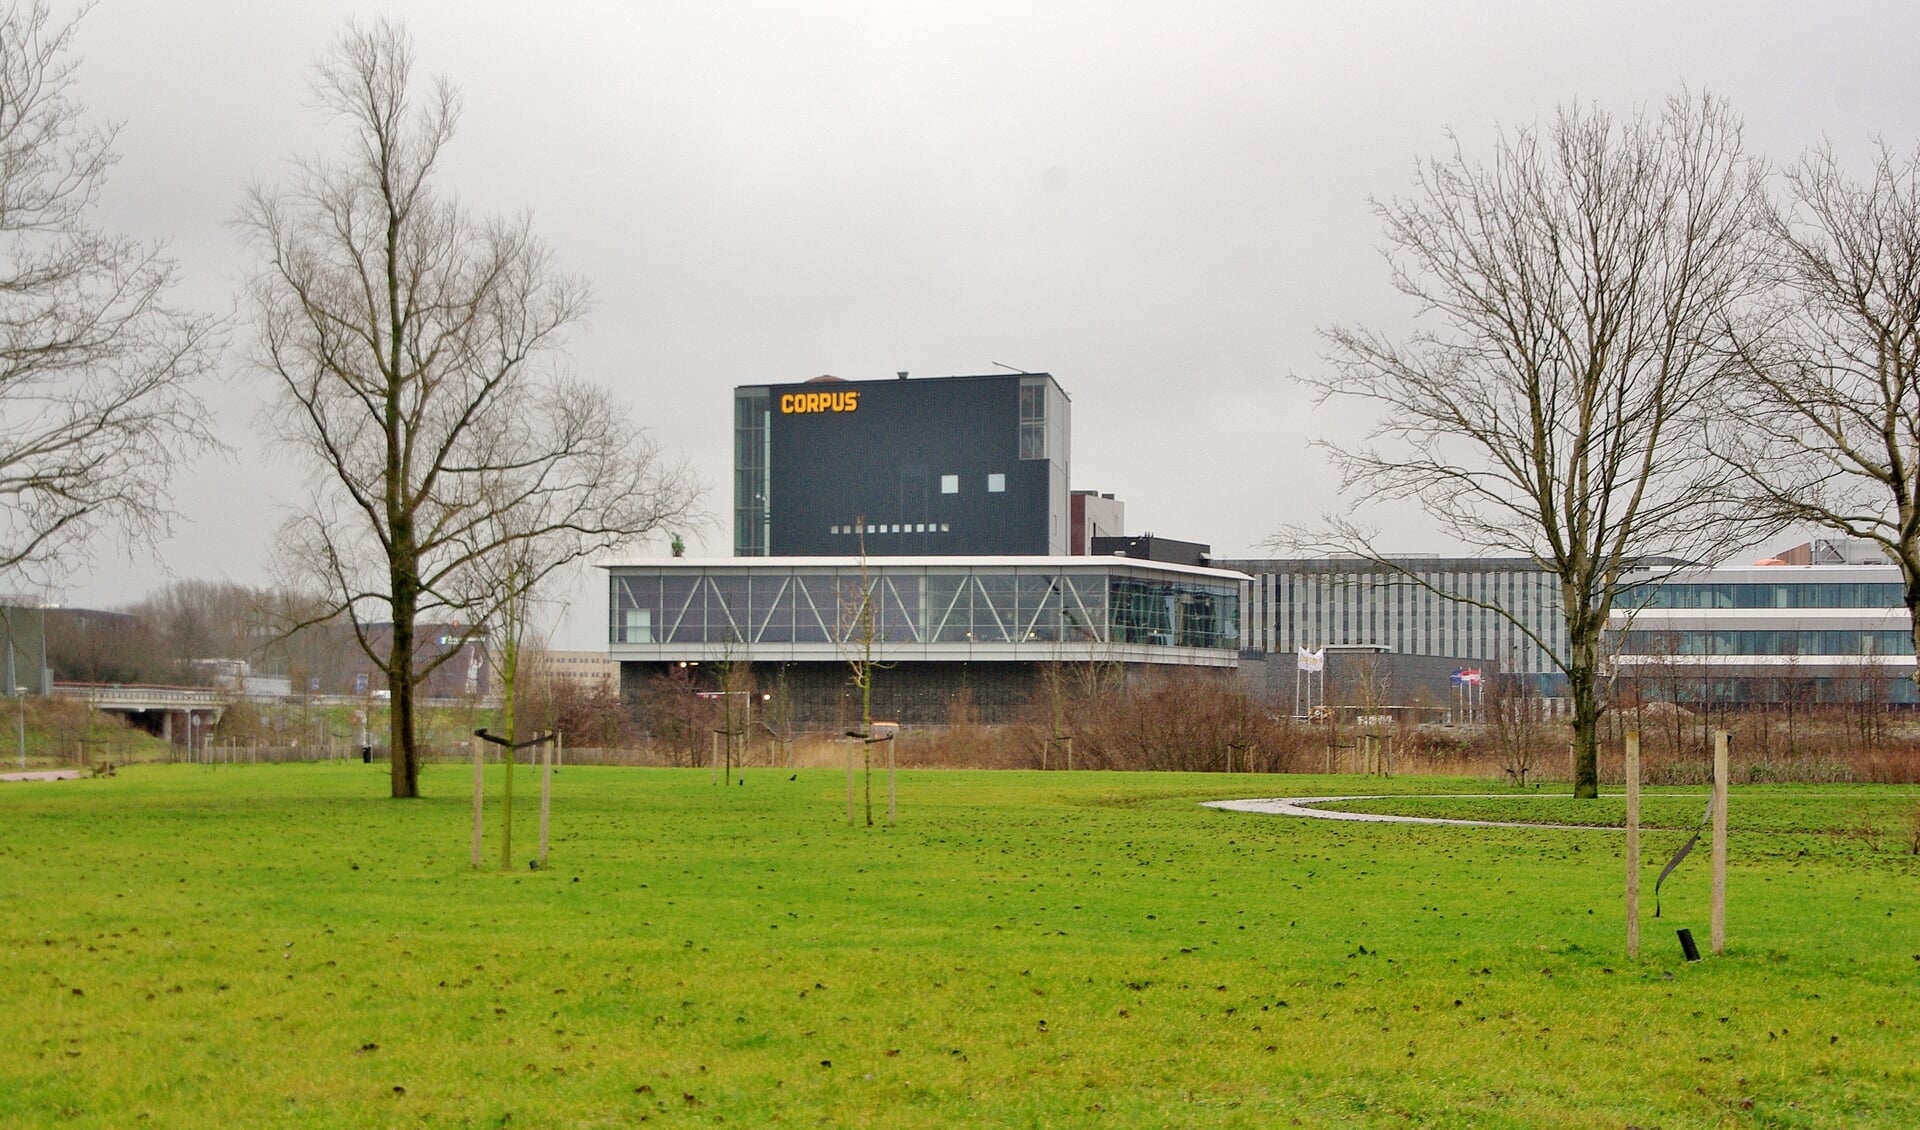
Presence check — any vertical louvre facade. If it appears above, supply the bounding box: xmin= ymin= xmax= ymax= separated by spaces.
xmin=1219 ymin=558 xmax=1567 ymax=680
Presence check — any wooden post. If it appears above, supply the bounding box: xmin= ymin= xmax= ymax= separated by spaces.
xmin=846 ymin=743 xmax=855 ymax=825
xmin=1625 ymin=727 xmax=1640 ymax=959
xmin=538 ymin=735 xmax=553 ymax=869
xmin=469 ymin=742 xmax=484 ymax=869
xmin=556 ymin=730 xmax=564 ymax=770
xmin=711 ymin=731 xmax=720 ymax=785
xmin=887 ymin=735 xmax=896 ymax=826
xmin=1711 ymin=729 xmax=1729 ymax=955
xmin=1064 ymin=734 xmax=1072 ymax=772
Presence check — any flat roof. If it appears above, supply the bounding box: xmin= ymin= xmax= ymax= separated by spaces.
xmin=736 ymin=371 xmax=1071 ymax=401
xmin=600 ymin=555 xmax=1250 ymax=582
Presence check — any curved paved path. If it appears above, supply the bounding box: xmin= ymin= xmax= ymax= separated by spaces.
xmin=1203 ymin=795 xmax=1614 ymax=831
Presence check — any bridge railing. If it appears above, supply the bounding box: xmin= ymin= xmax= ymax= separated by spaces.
xmin=53 ymin=683 xmax=231 ymax=708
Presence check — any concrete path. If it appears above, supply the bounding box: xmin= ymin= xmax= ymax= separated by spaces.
xmin=0 ymin=769 xmax=84 ymax=782
xmin=1203 ymin=795 xmax=1612 ymax=832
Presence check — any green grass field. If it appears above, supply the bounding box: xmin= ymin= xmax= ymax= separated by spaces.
xmin=2 ymin=765 xmax=1917 ymax=1128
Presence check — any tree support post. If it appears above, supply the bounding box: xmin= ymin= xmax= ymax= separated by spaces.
xmin=538 ymin=734 xmax=554 ymax=869
xmin=470 ymin=742 xmax=484 ymax=869
xmin=1712 ymin=729 xmax=1729 ymax=955
xmin=474 ymin=729 xmax=557 ymax=870
xmin=1625 ymin=727 xmax=1640 ymax=959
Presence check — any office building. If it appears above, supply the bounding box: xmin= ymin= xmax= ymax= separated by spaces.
xmin=1608 ymin=542 xmax=1916 ymax=706
xmin=733 ymin=372 xmax=1071 ymax=557
xmin=607 ymin=555 xmax=1245 ymax=725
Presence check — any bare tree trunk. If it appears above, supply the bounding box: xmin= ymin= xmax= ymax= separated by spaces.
xmin=389 ymin=585 xmax=420 ymax=798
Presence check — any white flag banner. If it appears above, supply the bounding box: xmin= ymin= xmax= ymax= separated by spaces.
xmin=1296 ymin=647 xmax=1324 ymax=673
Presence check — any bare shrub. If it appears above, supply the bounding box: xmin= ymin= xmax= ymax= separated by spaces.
xmin=1008 ymin=666 xmax=1308 ymax=773
xmin=516 ymin=675 xmax=644 ymax=751
xmin=1854 ymin=812 xmax=1882 ymax=853
xmin=633 ymin=667 xmax=718 ymax=768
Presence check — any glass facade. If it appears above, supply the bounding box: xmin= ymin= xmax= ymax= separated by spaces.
xmin=1018 ymin=378 xmax=1047 ymax=460
xmin=1222 ymin=559 xmax=1565 ymax=676
xmin=733 ymin=388 xmax=770 ymax=556
xmin=1623 ymin=581 xmax=1904 ymax=610
xmin=610 ymin=563 xmax=1240 ymax=653
xmin=1607 ymin=563 xmax=1919 ymax=707
xmin=1618 ymin=629 xmax=1913 ymax=656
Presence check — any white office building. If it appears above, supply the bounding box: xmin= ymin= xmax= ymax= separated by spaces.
xmin=1608 ymin=550 xmax=1916 ymax=707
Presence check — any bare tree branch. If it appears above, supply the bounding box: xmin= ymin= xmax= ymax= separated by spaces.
xmin=1294 ymin=91 xmax=1766 ymax=797
xmin=238 ymin=20 xmax=698 ymax=798
xmin=1725 ymin=140 xmax=1920 ymax=680
xmin=0 ymin=1 xmax=218 ymax=587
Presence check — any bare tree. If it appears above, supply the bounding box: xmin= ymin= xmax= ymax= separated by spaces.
xmin=1485 ymin=664 xmax=1543 ymax=788
xmin=1727 ymin=142 xmax=1920 ymax=678
xmin=456 ymin=389 xmax=696 ymax=848
xmin=839 ymin=530 xmax=885 ymax=826
xmin=0 ymin=2 xmax=216 ymax=586
xmin=1296 ymin=92 xmax=1764 ymax=798
xmin=239 ymin=21 xmax=693 ymax=797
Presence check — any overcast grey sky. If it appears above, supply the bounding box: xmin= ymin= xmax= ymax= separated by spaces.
xmin=50 ymin=0 xmax=1920 ymax=646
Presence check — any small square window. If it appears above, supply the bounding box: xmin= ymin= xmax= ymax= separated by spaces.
xmin=866 ymin=524 xmax=876 ymax=534
xmin=830 ymin=525 xmax=840 ymax=535
xmin=987 ymin=473 xmax=1006 ymax=493
xmin=940 ymin=523 xmax=951 ymax=532
xmin=940 ymin=474 xmax=959 ymax=494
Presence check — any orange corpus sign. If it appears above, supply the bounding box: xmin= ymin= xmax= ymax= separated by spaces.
xmin=779 ymin=390 xmax=860 ymax=414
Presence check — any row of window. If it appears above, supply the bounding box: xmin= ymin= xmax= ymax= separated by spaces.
xmin=937 ymin=473 xmax=1005 ymax=494
xmin=1623 ymin=581 xmax=1905 ymax=610
xmin=1616 ymin=629 xmax=1914 ymax=657
xmin=832 ymin=523 xmax=952 ymax=536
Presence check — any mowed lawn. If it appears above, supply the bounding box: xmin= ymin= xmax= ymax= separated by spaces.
xmin=2 ymin=765 xmax=1917 ymax=1128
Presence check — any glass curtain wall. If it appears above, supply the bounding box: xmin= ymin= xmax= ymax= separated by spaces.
xmin=732 ymin=388 xmax=770 ymax=556
xmin=612 ymin=567 xmax=1238 ymax=651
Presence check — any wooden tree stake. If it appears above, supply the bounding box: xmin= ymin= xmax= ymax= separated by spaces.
xmin=1625 ymin=727 xmax=1640 ymax=959
xmin=538 ymin=735 xmax=553 ymax=869
xmin=470 ymin=742 xmax=484 ymax=870
xmin=1712 ymin=729 xmax=1729 ymax=954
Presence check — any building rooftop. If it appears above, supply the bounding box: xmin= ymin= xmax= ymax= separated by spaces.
xmin=601 ymin=555 xmax=1251 ymax=582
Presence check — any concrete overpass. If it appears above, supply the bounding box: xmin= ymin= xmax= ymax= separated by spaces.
xmin=52 ymin=683 xmax=229 ymax=744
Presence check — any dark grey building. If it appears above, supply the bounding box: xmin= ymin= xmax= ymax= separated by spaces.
xmin=734 ymin=372 xmax=1071 ymax=557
